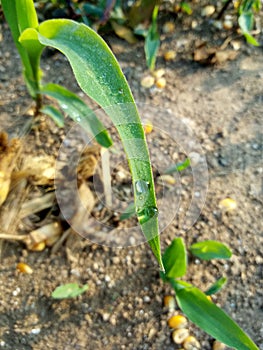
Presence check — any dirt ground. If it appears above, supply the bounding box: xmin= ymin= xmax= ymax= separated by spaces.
xmin=0 ymin=8 xmax=262 ymax=350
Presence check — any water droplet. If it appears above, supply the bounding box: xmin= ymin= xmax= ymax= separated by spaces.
xmin=118 ymin=88 xmax=124 ymax=95
xmin=76 ymin=117 xmax=81 ymax=122
xmin=135 ymin=180 xmax=150 ymax=195
xmin=136 ymin=206 xmax=158 ymax=224
xmin=61 ymin=103 xmax=68 ymax=110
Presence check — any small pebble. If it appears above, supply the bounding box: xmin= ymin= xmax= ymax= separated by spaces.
xmin=143 ymin=295 xmax=151 ymax=303
xmin=201 ymin=5 xmax=215 ymax=17
xmin=30 ymin=328 xmax=41 ymax=335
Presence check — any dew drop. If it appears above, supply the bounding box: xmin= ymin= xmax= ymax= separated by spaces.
xmin=135 ymin=180 xmax=150 ymax=195
xmin=136 ymin=206 xmax=158 ymax=224
xmin=118 ymin=88 xmax=124 ymax=95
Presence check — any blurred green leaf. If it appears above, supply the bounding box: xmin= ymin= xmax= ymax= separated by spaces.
xmin=164 ymin=158 xmax=190 ymax=174
xmin=52 ymin=283 xmax=88 ymax=299
xmin=120 ymin=202 xmax=136 ymax=221
xmin=145 ymin=5 xmax=160 ymax=71
xmin=174 ymin=281 xmax=259 ymax=350
xmin=190 ymin=240 xmax=232 ymax=260
xmin=161 ymin=238 xmax=187 ymax=280
xmin=41 ymin=83 xmax=113 ymax=148
xmin=41 ymin=105 xmax=65 ymax=127
xmin=205 ymin=276 xmax=227 ymax=296
xmin=243 ymin=32 xmax=259 ymax=46
xmin=180 ymin=2 xmax=192 ymax=15
xmin=238 ymin=12 xmax=254 ymax=32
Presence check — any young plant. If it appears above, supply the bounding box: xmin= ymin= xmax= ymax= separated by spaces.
xmin=161 ymin=238 xmax=258 ymax=350
xmin=2 ymin=0 xmax=163 ymax=269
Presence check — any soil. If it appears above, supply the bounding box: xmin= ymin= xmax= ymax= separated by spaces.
xmin=0 ymin=7 xmax=263 ymax=350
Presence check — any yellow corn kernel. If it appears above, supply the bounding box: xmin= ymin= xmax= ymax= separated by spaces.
xmin=168 ymin=315 xmax=188 ymax=329
xmin=17 ymin=262 xmax=33 ymax=274
xmin=164 ymin=295 xmax=175 ymax=311
xmin=183 ymin=335 xmax=201 ymax=350
xmin=172 ymin=328 xmax=190 ymax=344
xmin=206 ymin=295 xmax=212 ymax=302
xmin=213 ymin=340 xmax=226 ymax=350
xmin=163 ymin=50 xmax=176 ymax=61
xmin=30 ymin=241 xmax=46 ymax=251
xmin=219 ymin=197 xmax=237 ymax=212
xmin=163 ymin=21 xmax=175 ymax=34
xmin=143 ymin=121 xmax=153 ymax=134
xmin=141 ymin=75 xmax=155 ymax=88
xmin=155 ymin=77 xmax=166 ymax=89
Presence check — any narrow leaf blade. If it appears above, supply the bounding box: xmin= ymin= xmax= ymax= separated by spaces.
xmin=205 ymin=276 xmax=227 ymax=296
xmin=190 ymin=240 xmax=232 ymax=260
xmin=41 ymin=83 xmax=112 ymax=148
xmin=36 ymin=19 xmax=163 ymax=269
xmin=174 ymin=282 xmax=258 ymax=350
xmin=41 ymin=105 xmax=65 ymax=128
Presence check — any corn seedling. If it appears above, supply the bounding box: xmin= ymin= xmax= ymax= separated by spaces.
xmin=2 ymin=0 xmax=163 ymax=269
xmin=160 ymin=237 xmax=258 ymax=349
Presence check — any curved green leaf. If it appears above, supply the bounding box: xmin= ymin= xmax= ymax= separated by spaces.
xmin=174 ymin=281 xmax=258 ymax=350
xmin=190 ymin=240 xmax=232 ymax=260
xmin=41 ymin=105 xmax=65 ymax=128
xmin=205 ymin=276 xmax=227 ymax=296
xmin=161 ymin=238 xmax=187 ymax=280
xmin=41 ymin=83 xmax=112 ymax=148
xmin=52 ymin=283 xmax=88 ymax=299
xmin=34 ymin=19 xmax=163 ymax=269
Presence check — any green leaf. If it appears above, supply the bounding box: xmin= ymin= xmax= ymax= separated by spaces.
xmin=15 ymin=0 xmax=39 ymax=33
xmin=41 ymin=105 xmax=65 ymax=128
xmin=205 ymin=276 xmax=227 ymax=296
xmin=164 ymin=158 xmax=190 ymax=174
xmin=174 ymin=282 xmax=259 ymax=350
xmin=243 ymin=32 xmax=259 ymax=46
xmin=161 ymin=238 xmax=187 ymax=280
xmin=190 ymin=240 xmax=232 ymax=260
xmin=52 ymin=283 xmax=88 ymax=299
xmin=180 ymin=2 xmax=193 ymax=15
xmin=40 ymin=83 xmax=112 ymax=148
xmin=238 ymin=12 xmax=254 ymax=32
xmin=120 ymin=202 xmax=136 ymax=221
xmin=145 ymin=5 xmax=160 ymax=71
xmin=35 ymin=19 xmax=163 ymax=270
xmin=1 ymin=0 xmax=39 ymax=97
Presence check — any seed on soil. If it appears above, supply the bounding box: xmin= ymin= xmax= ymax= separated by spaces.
xmin=155 ymin=77 xmax=167 ymax=88
xmin=152 ymin=68 xmax=165 ymax=79
xmin=201 ymin=5 xmax=215 ymax=17
xmin=17 ymin=262 xmax=33 ymax=274
xmin=163 ymin=295 xmax=176 ymax=311
xmin=158 ymin=174 xmax=176 ymax=185
xmin=163 ymin=21 xmax=175 ymax=34
xmin=219 ymin=197 xmax=237 ymax=212
xmin=168 ymin=315 xmax=188 ymax=329
xmin=213 ymin=340 xmax=226 ymax=350
xmin=141 ymin=75 xmax=155 ymax=88
xmin=143 ymin=121 xmax=153 ymax=134
xmin=183 ymin=335 xmax=201 ymax=349
xmin=30 ymin=241 xmax=46 ymax=251
xmin=172 ymin=328 xmax=190 ymax=344
xmin=163 ymin=51 xmax=176 ymax=61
